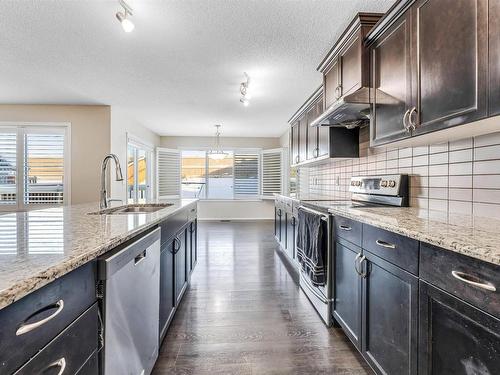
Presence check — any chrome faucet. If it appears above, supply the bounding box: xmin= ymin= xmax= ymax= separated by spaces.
xmin=100 ymin=154 xmax=124 ymax=210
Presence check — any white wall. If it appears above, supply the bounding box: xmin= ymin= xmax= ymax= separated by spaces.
xmin=160 ymin=135 xmax=281 ymax=220
xmin=111 ymin=107 xmax=161 ymax=201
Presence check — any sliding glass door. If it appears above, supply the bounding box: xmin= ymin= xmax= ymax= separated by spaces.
xmin=127 ymin=141 xmax=152 ymax=204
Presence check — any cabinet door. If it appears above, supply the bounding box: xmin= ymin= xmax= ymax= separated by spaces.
xmin=291 ymin=121 xmax=300 ymax=165
xmin=333 ymin=241 xmax=362 ymax=349
xmin=489 ymin=0 xmax=500 ymax=116
xmin=419 ymin=281 xmax=500 ymax=375
xmin=189 ymin=220 xmax=197 ymax=272
xmin=412 ymin=0 xmax=487 ymax=135
xmin=274 ymin=204 xmax=283 ymax=243
xmin=174 ymin=228 xmax=188 ymax=306
xmin=306 ymin=105 xmax=318 ymax=160
xmin=340 ymin=36 xmax=362 ymax=98
xmin=370 ymin=13 xmax=413 ymax=146
xmin=362 ymin=253 xmax=418 ymax=375
xmin=324 ymin=59 xmax=340 ymax=108
xmin=286 ymin=213 xmax=296 ymax=260
xmin=159 ymin=241 xmax=175 ymax=341
xmin=298 ymin=115 xmax=308 ymax=163
xmin=317 ymin=101 xmax=329 ymax=157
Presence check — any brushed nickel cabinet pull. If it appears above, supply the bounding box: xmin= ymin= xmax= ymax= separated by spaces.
xmin=339 ymin=225 xmax=352 ymax=231
xmin=173 ymin=237 xmax=181 ymax=253
xmin=354 ymin=253 xmax=362 ymax=275
xmin=16 ymin=300 xmax=65 ymax=336
xmin=376 ymin=239 xmax=396 ymax=249
xmin=402 ymin=109 xmax=411 ymax=132
xmin=360 ymin=257 xmax=368 ymax=278
xmin=44 ymin=357 xmax=66 ymax=375
xmin=408 ymin=107 xmax=418 ymax=130
xmin=335 ymin=85 xmax=342 ymax=99
xmin=451 ymin=271 xmax=496 ymax=292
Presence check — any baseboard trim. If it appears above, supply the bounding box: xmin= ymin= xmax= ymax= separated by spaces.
xmin=199 ymin=218 xmax=273 ymax=222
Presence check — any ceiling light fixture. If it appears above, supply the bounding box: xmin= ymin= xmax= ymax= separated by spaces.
xmin=239 ymin=72 xmax=251 ymax=106
xmin=116 ymin=0 xmax=135 ymax=33
xmin=207 ymin=125 xmax=229 ymax=160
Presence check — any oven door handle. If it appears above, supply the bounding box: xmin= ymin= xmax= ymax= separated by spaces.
xmin=299 ymin=274 xmax=334 ymax=304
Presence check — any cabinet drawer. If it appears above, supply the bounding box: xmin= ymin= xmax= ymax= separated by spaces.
xmin=420 ymin=243 xmax=500 ymax=318
xmin=334 ymin=216 xmax=362 ymax=247
xmin=15 ymin=303 xmax=99 ymax=375
xmin=160 ymin=209 xmax=188 ymax=245
xmin=362 ymin=224 xmax=419 ymax=274
xmin=0 ymin=262 xmax=97 ymax=375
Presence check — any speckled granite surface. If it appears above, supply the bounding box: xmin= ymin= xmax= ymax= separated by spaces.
xmin=276 ymin=195 xmax=500 ymax=266
xmin=0 ymin=199 xmax=197 ymax=310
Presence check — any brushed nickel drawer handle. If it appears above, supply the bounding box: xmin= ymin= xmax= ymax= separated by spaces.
xmin=354 ymin=253 xmax=362 ymax=275
xmin=16 ymin=299 xmax=65 ymax=336
xmin=451 ymin=271 xmax=496 ymax=292
xmin=339 ymin=225 xmax=352 ymax=231
xmin=376 ymin=239 xmax=396 ymax=249
xmin=44 ymin=357 xmax=66 ymax=375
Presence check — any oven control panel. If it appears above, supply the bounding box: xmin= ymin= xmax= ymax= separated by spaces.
xmin=349 ymin=175 xmax=404 ymax=196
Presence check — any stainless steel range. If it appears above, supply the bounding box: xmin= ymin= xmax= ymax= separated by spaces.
xmin=297 ymin=174 xmax=409 ymax=326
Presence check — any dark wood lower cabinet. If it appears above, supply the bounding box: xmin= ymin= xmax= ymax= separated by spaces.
xmin=174 ymin=227 xmax=188 ymax=306
xmin=159 ymin=239 xmax=175 ymax=342
xmin=362 ymin=252 xmax=418 ymax=375
xmin=333 ymin=240 xmax=362 ymax=349
xmin=419 ymin=281 xmax=500 ymax=375
xmin=189 ymin=220 xmax=197 ymax=273
xmin=285 ymin=213 xmax=296 ymax=260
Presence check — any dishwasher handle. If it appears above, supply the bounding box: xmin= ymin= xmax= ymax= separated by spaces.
xmin=134 ymin=250 xmax=147 ymax=265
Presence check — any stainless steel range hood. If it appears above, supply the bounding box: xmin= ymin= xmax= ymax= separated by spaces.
xmin=310 ymin=87 xmax=371 ymax=129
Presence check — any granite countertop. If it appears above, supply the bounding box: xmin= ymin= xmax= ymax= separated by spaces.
xmin=275 ymin=195 xmax=500 ymax=266
xmin=0 ymin=199 xmax=198 ymax=310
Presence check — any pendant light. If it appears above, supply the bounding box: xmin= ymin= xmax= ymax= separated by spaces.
xmin=207 ymin=125 xmax=228 ymax=160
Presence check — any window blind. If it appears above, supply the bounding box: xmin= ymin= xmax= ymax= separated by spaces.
xmin=262 ymin=149 xmax=283 ymax=198
xmin=24 ymin=132 xmax=65 ymax=205
xmin=234 ymin=152 xmax=260 ymax=198
xmin=0 ymin=215 xmax=16 ymax=255
xmin=157 ymin=148 xmax=180 ymax=198
xmin=0 ymin=131 xmax=17 ymax=206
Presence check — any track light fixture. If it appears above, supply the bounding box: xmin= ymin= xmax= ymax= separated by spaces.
xmin=240 ymin=72 xmax=251 ymax=106
xmin=116 ymin=0 xmax=134 ymax=32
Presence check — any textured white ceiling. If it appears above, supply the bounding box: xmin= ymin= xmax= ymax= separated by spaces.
xmin=0 ymin=0 xmax=394 ymax=137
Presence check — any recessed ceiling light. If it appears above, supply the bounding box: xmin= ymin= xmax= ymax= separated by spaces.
xmin=116 ymin=0 xmax=134 ymax=33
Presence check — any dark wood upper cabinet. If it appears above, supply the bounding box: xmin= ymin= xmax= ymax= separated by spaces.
xmin=489 ymin=0 xmax=500 ymax=116
xmin=418 ymin=281 xmax=500 ymax=375
xmin=370 ymin=12 xmax=413 ymax=146
xmin=290 ymin=121 xmax=300 ymax=165
xmin=319 ymin=13 xmax=382 ymax=109
xmin=412 ymin=0 xmax=488 ymax=135
xmin=306 ymin=104 xmax=319 ymax=160
xmin=324 ymin=59 xmax=340 ymax=108
xmin=298 ymin=115 xmax=308 ymax=163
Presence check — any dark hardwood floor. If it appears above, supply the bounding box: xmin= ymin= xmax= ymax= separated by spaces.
xmin=153 ymin=221 xmax=371 ymax=375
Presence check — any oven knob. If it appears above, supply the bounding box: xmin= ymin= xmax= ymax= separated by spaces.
xmin=356 ymin=181 xmax=361 ymax=186
xmin=381 ymin=180 xmax=388 ymax=187
xmin=351 ymin=181 xmax=355 ymax=186
xmin=388 ymin=180 xmax=396 ymax=188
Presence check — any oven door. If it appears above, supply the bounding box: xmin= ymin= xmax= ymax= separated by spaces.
xmin=297 ymin=206 xmax=333 ymax=326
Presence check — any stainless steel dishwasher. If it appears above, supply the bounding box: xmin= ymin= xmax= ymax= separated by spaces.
xmin=98 ymin=227 xmax=161 ymax=375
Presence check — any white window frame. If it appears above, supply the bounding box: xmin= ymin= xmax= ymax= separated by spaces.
xmin=126 ymin=133 xmax=154 ymax=203
xmin=0 ymin=122 xmax=71 ymax=211
xmin=179 ymin=147 xmax=263 ymax=201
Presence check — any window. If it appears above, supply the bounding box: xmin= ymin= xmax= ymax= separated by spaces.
xmin=181 ymin=150 xmax=261 ymax=199
xmin=0 ymin=125 xmax=69 ymax=211
xmin=127 ymin=138 xmax=152 ymax=204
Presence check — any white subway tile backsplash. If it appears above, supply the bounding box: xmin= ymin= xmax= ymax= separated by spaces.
xmin=449 ymin=138 xmax=473 ymax=151
xmin=449 ymin=149 xmax=473 ymax=163
xmin=304 ymin=129 xmax=500 ymax=217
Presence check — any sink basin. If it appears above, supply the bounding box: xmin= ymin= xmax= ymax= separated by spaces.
xmin=88 ymin=203 xmax=173 ymax=215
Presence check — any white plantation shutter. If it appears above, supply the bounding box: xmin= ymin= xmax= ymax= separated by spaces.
xmin=262 ymin=148 xmax=284 ymax=198
xmin=233 ymin=151 xmax=260 ymax=198
xmin=157 ymin=148 xmax=180 ymax=199
xmin=0 ymin=215 xmax=16 ymax=254
xmin=24 ymin=131 xmax=65 ymax=205
xmin=0 ymin=130 xmax=17 ymax=206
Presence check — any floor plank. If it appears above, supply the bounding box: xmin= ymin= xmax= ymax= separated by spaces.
xmin=153 ymin=221 xmax=371 ymax=375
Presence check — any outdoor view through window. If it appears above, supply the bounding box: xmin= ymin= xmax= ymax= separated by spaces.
xmin=181 ymin=150 xmax=235 ymax=199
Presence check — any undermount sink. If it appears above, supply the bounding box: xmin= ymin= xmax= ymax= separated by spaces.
xmin=88 ymin=203 xmax=173 ymax=215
